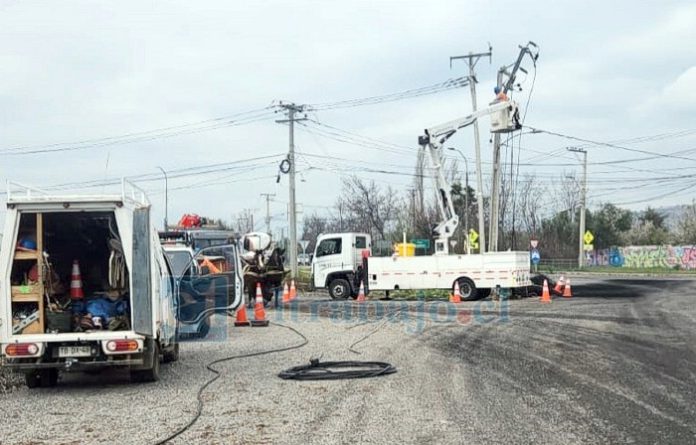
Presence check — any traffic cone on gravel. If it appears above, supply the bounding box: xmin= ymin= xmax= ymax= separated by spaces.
xmin=356 ymin=281 xmax=366 ymax=302
xmin=540 ymin=279 xmax=552 ymax=303
xmin=282 ymin=282 xmax=290 ymax=303
xmin=70 ymin=260 xmax=84 ymax=300
xmin=233 ymin=304 xmax=250 ymax=327
xmin=450 ymin=281 xmax=462 ymax=303
xmin=553 ymin=276 xmax=565 ymax=294
xmin=562 ymin=279 xmax=573 ymax=298
xmin=250 ymin=283 xmax=269 ymax=327
xmin=289 ymin=280 xmax=297 ymax=301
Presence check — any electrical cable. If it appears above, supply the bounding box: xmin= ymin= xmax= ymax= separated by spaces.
xmin=308 ymin=77 xmax=469 ymax=110
xmin=152 ymin=321 xmax=308 ymax=445
xmin=278 ymin=359 xmax=396 ymax=381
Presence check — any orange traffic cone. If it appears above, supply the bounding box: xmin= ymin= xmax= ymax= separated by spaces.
xmin=234 ymin=304 xmax=250 ymax=327
xmin=70 ymin=260 xmax=84 ymax=300
xmin=540 ymin=279 xmax=552 ymax=303
xmin=250 ymin=283 xmax=269 ymax=327
xmin=282 ymin=282 xmax=290 ymax=303
xmin=553 ymin=276 xmax=565 ymax=294
xmin=289 ymin=280 xmax=297 ymax=301
xmin=356 ymin=281 xmax=366 ymax=302
xmin=450 ymin=281 xmax=462 ymax=303
xmin=562 ymin=279 xmax=573 ymax=298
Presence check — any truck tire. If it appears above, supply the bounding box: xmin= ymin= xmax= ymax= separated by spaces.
xmin=24 ymin=371 xmax=40 ymax=388
xmin=454 ymin=277 xmax=482 ymax=301
xmin=328 ymin=278 xmax=351 ymax=300
xmin=163 ymin=342 xmax=180 ymax=363
xmin=25 ymin=369 xmax=58 ymax=388
xmin=130 ymin=343 xmax=161 ymax=383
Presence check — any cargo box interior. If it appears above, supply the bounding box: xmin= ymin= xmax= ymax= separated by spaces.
xmin=10 ymin=211 xmax=131 ymax=334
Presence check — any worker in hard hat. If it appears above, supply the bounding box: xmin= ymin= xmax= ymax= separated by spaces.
xmin=494 ymin=86 xmax=509 ymax=102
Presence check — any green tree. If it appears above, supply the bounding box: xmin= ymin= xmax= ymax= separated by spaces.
xmin=587 ymin=203 xmax=633 ymax=249
xmin=640 ymin=207 xmax=666 ymax=229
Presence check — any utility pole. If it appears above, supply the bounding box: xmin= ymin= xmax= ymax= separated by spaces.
xmin=260 ymin=193 xmax=275 ymax=234
xmin=450 ymin=47 xmax=492 ymax=253
xmin=156 ymin=166 xmax=168 ymax=230
xmin=489 ymin=70 xmax=504 ymax=251
xmin=489 ymin=42 xmax=539 ymax=252
xmin=276 ymin=103 xmax=307 ymax=279
xmin=568 ymin=147 xmax=588 ymax=268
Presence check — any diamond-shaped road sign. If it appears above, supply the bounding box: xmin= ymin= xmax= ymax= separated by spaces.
xmin=468 ymin=229 xmax=479 ymax=244
xmin=583 ymin=230 xmax=594 ymax=245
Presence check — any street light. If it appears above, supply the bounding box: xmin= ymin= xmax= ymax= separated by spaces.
xmin=447 ymin=147 xmax=470 ymax=254
xmin=156 ymin=166 xmax=168 ymax=230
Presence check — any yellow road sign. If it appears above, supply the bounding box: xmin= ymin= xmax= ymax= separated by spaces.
xmin=469 ymin=229 xmax=479 ymax=244
xmin=583 ymin=230 xmax=594 ymax=245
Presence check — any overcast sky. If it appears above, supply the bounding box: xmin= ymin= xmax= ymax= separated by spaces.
xmin=1 ymin=0 xmax=695 ymax=234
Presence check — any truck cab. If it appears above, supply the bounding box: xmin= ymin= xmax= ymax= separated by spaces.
xmin=311 ymin=233 xmax=371 ymax=299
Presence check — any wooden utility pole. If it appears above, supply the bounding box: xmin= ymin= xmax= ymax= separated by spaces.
xmin=450 ymin=47 xmax=492 ymax=253
xmin=276 ymin=103 xmax=307 ymax=279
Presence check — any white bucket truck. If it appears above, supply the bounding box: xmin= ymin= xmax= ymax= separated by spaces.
xmin=311 ymin=100 xmax=531 ymax=300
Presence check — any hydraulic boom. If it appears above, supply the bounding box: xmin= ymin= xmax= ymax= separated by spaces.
xmin=418 ymin=100 xmax=520 ymax=255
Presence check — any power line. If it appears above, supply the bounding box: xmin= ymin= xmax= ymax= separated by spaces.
xmin=526 ymin=126 xmax=696 ymax=163
xmin=0 ymin=108 xmax=276 ymax=156
xmin=307 ymin=77 xmax=470 ymax=110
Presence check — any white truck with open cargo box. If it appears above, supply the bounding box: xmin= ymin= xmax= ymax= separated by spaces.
xmin=311 ymin=100 xmax=531 ymax=300
xmin=0 ymin=181 xmax=243 ymax=387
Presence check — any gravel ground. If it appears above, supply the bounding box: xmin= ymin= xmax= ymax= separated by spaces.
xmin=1 ymin=277 xmax=695 ymax=444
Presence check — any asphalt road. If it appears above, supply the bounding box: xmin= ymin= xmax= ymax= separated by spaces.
xmin=1 ymin=277 xmax=695 ymax=444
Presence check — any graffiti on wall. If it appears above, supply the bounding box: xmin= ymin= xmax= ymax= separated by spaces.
xmin=587 ymin=245 xmax=696 ymax=269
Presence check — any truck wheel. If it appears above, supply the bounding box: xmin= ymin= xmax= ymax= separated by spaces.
xmin=328 ymin=278 xmax=351 ymax=300
xmin=163 ymin=342 xmax=179 ymax=363
xmin=25 ymin=369 xmax=58 ymax=388
xmin=454 ymin=277 xmax=482 ymax=301
xmin=25 ymin=371 xmax=40 ymax=388
xmin=130 ymin=343 xmax=161 ymax=383
xmin=40 ymin=369 xmax=58 ymax=387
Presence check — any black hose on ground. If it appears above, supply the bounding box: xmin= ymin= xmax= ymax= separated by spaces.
xmin=278 ymin=359 xmax=396 ymax=380
xmin=153 ymin=322 xmax=308 ymax=445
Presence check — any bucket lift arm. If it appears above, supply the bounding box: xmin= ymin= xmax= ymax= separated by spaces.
xmin=418 ymin=100 xmax=520 ymax=255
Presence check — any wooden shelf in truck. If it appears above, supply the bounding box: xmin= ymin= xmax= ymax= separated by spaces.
xmin=10 ymin=213 xmax=45 ymax=334
xmin=11 ymin=286 xmax=42 ymax=302
xmin=13 ymin=250 xmax=40 ymax=260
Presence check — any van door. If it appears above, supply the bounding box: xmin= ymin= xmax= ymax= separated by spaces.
xmin=132 ymin=208 xmax=153 ymax=336
xmin=176 ymin=244 xmax=243 ymax=327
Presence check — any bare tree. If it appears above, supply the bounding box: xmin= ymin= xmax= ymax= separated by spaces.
xmin=557 ymin=171 xmax=580 ymax=222
xmin=337 ymin=176 xmax=400 ymax=240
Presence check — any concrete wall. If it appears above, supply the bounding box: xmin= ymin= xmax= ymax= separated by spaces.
xmin=587 ymin=245 xmax=696 ymax=269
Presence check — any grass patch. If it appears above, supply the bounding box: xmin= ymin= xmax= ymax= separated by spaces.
xmin=0 ymin=368 xmax=22 ymax=394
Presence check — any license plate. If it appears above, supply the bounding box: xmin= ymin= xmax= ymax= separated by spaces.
xmin=58 ymin=346 xmax=92 ymax=358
